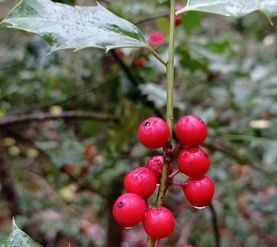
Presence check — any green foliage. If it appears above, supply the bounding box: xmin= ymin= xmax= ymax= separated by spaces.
xmin=1 ymin=0 xmax=147 ymax=52
xmin=178 ymin=0 xmax=277 ymax=17
xmin=0 ymin=221 xmax=42 ymax=247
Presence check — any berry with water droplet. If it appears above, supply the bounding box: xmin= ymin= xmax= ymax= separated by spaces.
xmin=178 ymin=147 xmax=210 ymax=178
xmin=143 ymin=206 xmax=175 ymax=239
xmin=112 ymin=193 xmax=146 ymax=227
xmin=137 ymin=117 xmax=170 ymax=149
xmin=183 ymin=176 xmax=215 ymax=207
xmin=124 ymin=167 xmax=157 ymax=198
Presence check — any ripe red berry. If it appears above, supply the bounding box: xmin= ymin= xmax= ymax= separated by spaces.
xmin=132 ymin=57 xmax=147 ymax=68
xmin=175 ymin=4 xmax=183 ymax=26
xmin=143 ymin=206 xmax=175 ymax=239
xmin=114 ymin=48 xmax=124 ymax=58
xmin=177 ymin=147 xmax=210 ymax=178
xmin=175 ymin=15 xmax=182 ymax=26
xmin=63 ymin=164 xmax=75 ymax=175
xmin=112 ymin=193 xmax=146 ymax=227
xmin=124 ymin=167 xmax=157 ymax=198
xmin=137 ymin=117 xmax=170 ymax=149
xmin=146 ymin=155 xmax=173 ymax=183
xmin=84 ymin=145 xmax=96 ymax=160
xmin=183 ymin=176 xmax=215 ymax=207
xmin=79 ymin=165 xmax=90 ymax=177
xmin=148 ymin=31 xmax=165 ymax=47
xmin=175 ymin=115 xmax=208 ymax=147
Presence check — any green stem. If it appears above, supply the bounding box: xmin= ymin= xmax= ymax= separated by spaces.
xmin=148 ymin=47 xmax=167 ymax=67
xmin=146 ymin=0 xmax=176 ymax=246
xmin=166 ymin=0 xmax=176 ymax=137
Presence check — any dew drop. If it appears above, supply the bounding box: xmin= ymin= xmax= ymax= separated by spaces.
xmin=193 ymin=206 xmax=206 ymax=210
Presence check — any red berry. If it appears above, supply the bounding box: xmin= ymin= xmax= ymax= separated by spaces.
xmin=84 ymin=145 xmax=96 ymax=160
xmin=148 ymin=31 xmax=165 ymax=47
xmin=146 ymin=155 xmax=173 ymax=183
xmin=114 ymin=48 xmax=124 ymax=58
xmin=137 ymin=117 xmax=170 ymax=149
xmin=175 ymin=4 xmax=183 ymax=26
xmin=177 ymin=147 xmax=210 ymax=178
xmin=112 ymin=193 xmax=146 ymax=227
xmin=175 ymin=15 xmax=182 ymax=26
xmin=63 ymin=164 xmax=75 ymax=175
xmin=132 ymin=57 xmax=147 ymax=68
xmin=175 ymin=115 xmax=208 ymax=147
xmin=124 ymin=167 xmax=157 ymax=198
xmin=80 ymin=165 xmax=90 ymax=177
xmin=183 ymin=176 xmax=215 ymax=207
xmin=143 ymin=206 xmax=175 ymax=239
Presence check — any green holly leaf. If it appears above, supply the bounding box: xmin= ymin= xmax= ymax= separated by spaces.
xmin=177 ymin=0 xmax=277 ymax=17
xmin=0 ymin=220 xmax=43 ymax=247
xmin=1 ymin=0 xmax=147 ymax=52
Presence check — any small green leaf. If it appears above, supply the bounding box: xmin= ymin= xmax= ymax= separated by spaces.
xmin=177 ymin=0 xmax=277 ymax=17
xmin=0 ymin=220 xmax=43 ymax=247
xmin=1 ymin=0 xmax=147 ymax=52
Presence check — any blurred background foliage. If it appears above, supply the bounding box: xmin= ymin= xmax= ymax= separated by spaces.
xmin=0 ymin=0 xmax=276 ymax=247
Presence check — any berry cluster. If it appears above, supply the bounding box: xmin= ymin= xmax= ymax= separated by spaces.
xmin=112 ymin=115 xmax=214 ymax=241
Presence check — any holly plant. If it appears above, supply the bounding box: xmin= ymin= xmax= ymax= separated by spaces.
xmin=1 ymin=0 xmax=276 ymax=246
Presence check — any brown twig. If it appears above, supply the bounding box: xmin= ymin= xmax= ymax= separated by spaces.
xmin=209 ymin=203 xmax=221 ymax=247
xmin=110 ymin=50 xmax=163 ymax=118
xmin=0 ymin=111 xmax=118 ymax=127
xmin=136 ymin=13 xmax=169 ymax=25
xmin=203 ymin=143 xmax=277 ymax=184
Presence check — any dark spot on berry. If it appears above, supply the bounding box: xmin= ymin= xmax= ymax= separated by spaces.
xmin=144 ymin=121 xmax=151 ymax=127
xmin=118 ymin=201 xmax=124 ymax=208
xmin=156 ymin=207 xmax=161 ymax=211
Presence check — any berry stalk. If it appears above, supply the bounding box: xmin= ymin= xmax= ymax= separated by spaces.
xmin=146 ymin=0 xmax=176 ymax=246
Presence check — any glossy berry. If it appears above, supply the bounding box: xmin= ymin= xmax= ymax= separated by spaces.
xmin=183 ymin=176 xmax=215 ymax=207
xmin=124 ymin=167 xmax=157 ymax=198
xmin=146 ymin=155 xmax=173 ymax=183
xmin=148 ymin=31 xmax=165 ymax=47
xmin=137 ymin=117 xmax=170 ymax=149
xmin=177 ymin=147 xmax=210 ymax=178
xmin=143 ymin=206 xmax=175 ymax=239
xmin=175 ymin=115 xmax=208 ymax=147
xmin=112 ymin=193 xmax=146 ymax=227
